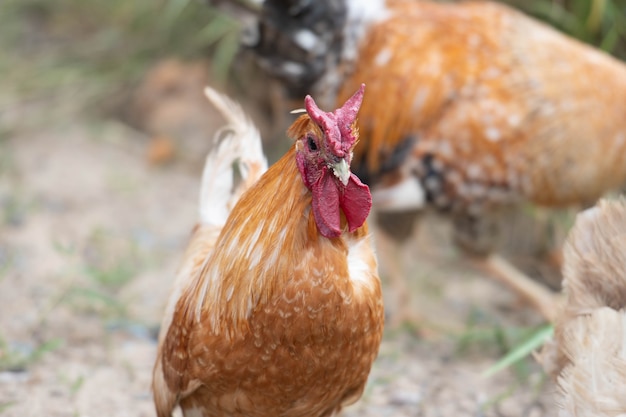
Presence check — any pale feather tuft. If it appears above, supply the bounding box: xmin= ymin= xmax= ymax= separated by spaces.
xmin=539 ymin=198 xmax=626 ymax=416
xmin=153 ymin=89 xmax=267 ymax=417
xmin=557 ymin=308 xmax=626 ymax=416
xmin=199 ymin=87 xmax=268 ymax=227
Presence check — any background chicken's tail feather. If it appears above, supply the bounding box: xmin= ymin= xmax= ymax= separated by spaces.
xmin=199 ymin=87 xmax=268 ymax=227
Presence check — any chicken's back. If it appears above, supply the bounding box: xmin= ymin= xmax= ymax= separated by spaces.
xmin=338 ymin=1 xmax=626 ymax=212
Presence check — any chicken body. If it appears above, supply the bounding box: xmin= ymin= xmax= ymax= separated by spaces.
xmin=252 ymin=0 xmax=626 ymax=238
xmin=336 ymin=1 xmax=626 ymax=214
xmin=153 ymin=87 xmax=384 ymax=417
xmin=539 ymin=199 xmax=626 ymax=416
xmin=246 ymin=0 xmax=626 ymax=321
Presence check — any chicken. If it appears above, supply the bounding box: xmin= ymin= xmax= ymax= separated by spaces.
xmin=538 ymin=198 xmax=626 ymax=416
xmin=231 ymin=0 xmax=626 ymax=323
xmin=152 ymin=85 xmax=384 ymax=417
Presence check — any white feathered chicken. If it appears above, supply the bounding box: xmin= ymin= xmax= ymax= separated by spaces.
xmin=540 ymin=198 xmax=626 ymax=416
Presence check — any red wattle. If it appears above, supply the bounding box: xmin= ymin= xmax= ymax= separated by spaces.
xmin=311 ymin=170 xmax=371 ymax=238
xmin=311 ymin=171 xmax=342 ymax=238
xmin=340 ymin=174 xmax=372 ymax=232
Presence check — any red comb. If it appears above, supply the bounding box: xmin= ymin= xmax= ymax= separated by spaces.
xmin=304 ymin=84 xmax=365 ymax=157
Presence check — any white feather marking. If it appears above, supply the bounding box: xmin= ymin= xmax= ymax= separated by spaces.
xmin=225 ymin=285 xmax=235 ymax=302
xmin=343 ymin=0 xmax=389 ymax=62
xmin=507 ymin=114 xmax=522 ymax=127
xmin=374 ymin=48 xmax=392 ymax=66
xmin=371 ymin=177 xmax=426 ymax=211
xmin=226 ymin=234 xmax=241 ymax=262
xmin=244 ymin=221 xmax=264 ymax=259
xmin=347 ymin=237 xmax=376 ymax=290
xmin=195 ymin=262 xmax=219 ymax=322
xmin=277 ymin=227 xmax=287 ymax=243
xmin=485 ymin=126 xmax=501 ymax=142
xmin=293 ymin=29 xmax=319 ymax=52
xmin=249 ymin=245 xmax=263 ymax=270
xmin=281 ymin=61 xmax=306 ymax=76
xmin=466 ymin=164 xmax=484 ymax=180
xmin=262 ymin=243 xmax=281 ymax=275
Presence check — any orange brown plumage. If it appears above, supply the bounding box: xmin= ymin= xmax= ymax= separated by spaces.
xmin=152 ymin=86 xmax=383 ymax=417
xmin=336 ymin=1 xmax=626 ymax=212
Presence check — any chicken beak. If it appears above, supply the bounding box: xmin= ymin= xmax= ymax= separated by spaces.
xmin=332 ymin=158 xmax=350 ymax=186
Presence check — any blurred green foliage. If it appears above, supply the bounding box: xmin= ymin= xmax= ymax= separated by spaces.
xmin=503 ymin=0 xmax=626 ymax=60
xmin=0 ymin=0 xmax=624 ymax=115
xmin=0 ymin=336 xmax=63 ymax=372
xmin=0 ymin=0 xmax=237 ymax=110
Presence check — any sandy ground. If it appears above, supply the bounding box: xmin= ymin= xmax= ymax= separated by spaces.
xmin=0 ymin=69 xmax=559 ymax=416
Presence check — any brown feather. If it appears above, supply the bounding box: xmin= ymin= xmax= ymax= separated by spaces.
xmin=154 ymin=105 xmax=383 ymax=417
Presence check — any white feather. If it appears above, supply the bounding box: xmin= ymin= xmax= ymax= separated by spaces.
xmin=343 ymin=0 xmax=389 ymax=62
xmin=199 ymin=87 xmax=268 ymax=227
xmin=370 ymin=176 xmax=426 ymax=211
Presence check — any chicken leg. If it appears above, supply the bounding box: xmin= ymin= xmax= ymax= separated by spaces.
xmin=478 ymin=253 xmax=563 ymax=322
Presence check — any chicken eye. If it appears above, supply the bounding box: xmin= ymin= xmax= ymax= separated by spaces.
xmin=307 ymin=135 xmax=318 ymax=152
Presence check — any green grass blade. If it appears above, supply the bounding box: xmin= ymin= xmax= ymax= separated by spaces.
xmin=482 ymin=325 xmax=553 ymax=378
xmin=212 ymin=30 xmax=240 ymax=82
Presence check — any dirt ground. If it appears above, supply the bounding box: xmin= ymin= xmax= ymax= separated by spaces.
xmin=0 ymin=62 xmax=560 ymax=417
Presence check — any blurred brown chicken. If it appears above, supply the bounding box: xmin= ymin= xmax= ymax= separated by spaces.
xmin=214 ymin=0 xmax=626 ymax=324
xmin=152 ymin=86 xmax=384 ymax=416
xmin=539 ymin=198 xmax=626 ymax=416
